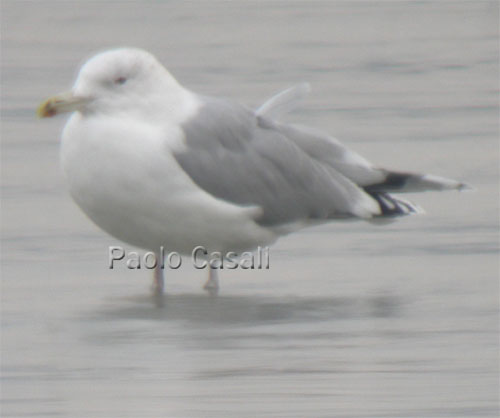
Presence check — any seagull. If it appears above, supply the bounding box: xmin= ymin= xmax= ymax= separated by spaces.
xmin=37 ymin=47 xmax=467 ymax=295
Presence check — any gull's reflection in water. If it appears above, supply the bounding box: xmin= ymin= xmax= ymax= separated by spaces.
xmin=90 ymin=292 xmax=402 ymax=327
xmin=81 ymin=292 xmax=403 ymax=356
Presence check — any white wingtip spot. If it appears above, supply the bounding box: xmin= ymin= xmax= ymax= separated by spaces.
xmin=421 ymin=174 xmax=469 ymax=191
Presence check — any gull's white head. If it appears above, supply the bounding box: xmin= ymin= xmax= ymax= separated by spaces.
xmin=37 ymin=48 xmax=182 ymax=118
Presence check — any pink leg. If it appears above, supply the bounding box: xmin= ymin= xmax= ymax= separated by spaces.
xmin=203 ymin=268 xmax=219 ymax=296
xmin=152 ymin=256 xmax=164 ymax=295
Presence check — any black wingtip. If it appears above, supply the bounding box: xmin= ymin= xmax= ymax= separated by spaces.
xmin=367 ymin=191 xmax=422 ymax=217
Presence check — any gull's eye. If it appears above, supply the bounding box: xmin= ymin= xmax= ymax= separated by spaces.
xmin=114 ymin=76 xmax=127 ymax=85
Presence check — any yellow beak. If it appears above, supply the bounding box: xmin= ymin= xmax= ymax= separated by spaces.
xmin=37 ymin=91 xmax=89 ymax=118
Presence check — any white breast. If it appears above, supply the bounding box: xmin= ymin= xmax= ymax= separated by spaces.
xmin=60 ymin=113 xmax=275 ymax=254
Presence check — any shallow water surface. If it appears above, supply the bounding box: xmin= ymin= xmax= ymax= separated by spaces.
xmin=1 ymin=1 xmax=499 ymax=417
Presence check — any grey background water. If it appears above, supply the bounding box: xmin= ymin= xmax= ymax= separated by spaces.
xmin=1 ymin=1 xmax=499 ymax=417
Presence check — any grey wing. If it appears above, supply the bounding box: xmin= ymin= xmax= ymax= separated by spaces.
xmin=279 ymin=123 xmax=467 ymax=192
xmin=255 ymin=85 xmax=385 ymax=186
xmin=257 ymin=87 xmax=467 ymax=194
xmin=173 ymin=97 xmax=379 ymax=226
